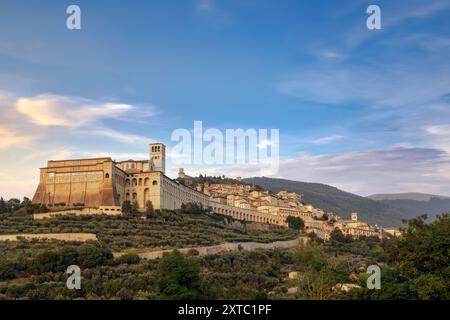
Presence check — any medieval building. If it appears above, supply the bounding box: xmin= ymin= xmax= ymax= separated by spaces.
xmin=32 ymin=143 xmax=209 ymax=211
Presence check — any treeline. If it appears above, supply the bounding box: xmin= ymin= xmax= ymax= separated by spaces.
xmin=0 ymin=197 xmax=49 ymax=214
xmin=177 ymin=174 xmax=265 ymax=192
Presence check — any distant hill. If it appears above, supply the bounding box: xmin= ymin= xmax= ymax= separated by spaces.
xmin=368 ymin=193 xmax=450 ymax=202
xmin=367 ymin=193 xmax=450 ymax=221
xmin=243 ymin=177 xmax=409 ymax=227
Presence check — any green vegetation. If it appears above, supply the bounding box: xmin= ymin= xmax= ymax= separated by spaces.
xmin=352 ymin=214 xmax=450 ymax=299
xmin=177 ymin=174 xmax=245 ymax=188
xmin=286 ymin=216 xmax=305 ymax=230
xmin=0 ymin=197 xmax=49 ymax=215
xmin=0 ymin=211 xmax=297 ymax=253
xmin=0 ymin=194 xmax=448 ymax=300
xmin=158 ymin=251 xmax=203 ymax=299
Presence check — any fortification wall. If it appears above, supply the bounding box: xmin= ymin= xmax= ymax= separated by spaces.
xmin=210 ymin=202 xmax=288 ymax=227
xmin=160 ymin=175 xmax=210 ymax=210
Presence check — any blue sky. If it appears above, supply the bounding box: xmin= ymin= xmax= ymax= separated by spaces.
xmin=1 ymin=0 xmax=450 ymax=198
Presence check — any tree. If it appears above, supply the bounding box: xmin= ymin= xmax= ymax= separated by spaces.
xmin=116 ymin=253 xmax=140 ymax=265
xmin=122 ymin=200 xmax=133 ymax=215
xmin=291 ymin=244 xmax=342 ymax=300
xmin=355 ymin=214 xmax=450 ymax=300
xmin=390 ymin=214 xmax=449 ymax=276
xmin=0 ymin=197 xmax=7 ymax=214
xmin=21 ymin=197 xmax=32 ymax=207
xmin=158 ymin=251 xmax=202 ymax=299
xmin=145 ymin=200 xmax=154 ymax=217
xmin=330 ymin=229 xmax=352 ymax=243
xmin=131 ymin=201 xmax=138 ymax=214
xmin=286 ymin=216 xmax=304 ymax=230
xmin=178 ymin=202 xmax=207 ymax=215
xmin=21 ymin=197 xmax=33 ymax=214
xmin=7 ymin=198 xmax=21 ymax=212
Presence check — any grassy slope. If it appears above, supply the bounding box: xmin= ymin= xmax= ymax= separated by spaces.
xmin=0 ymin=211 xmax=298 ymax=253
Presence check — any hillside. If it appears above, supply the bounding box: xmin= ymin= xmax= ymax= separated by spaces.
xmin=367 ymin=193 xmax=450 ymax=221
xmin=243 ymin=177 xmax=408 ymax=227
xmin=0 ymin=210 xmax=297 ymax=252
xmin=368 ymin=192 xmax=450 ymax=202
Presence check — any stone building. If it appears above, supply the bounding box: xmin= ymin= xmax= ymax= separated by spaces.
xmin=32 ymin=143 xmax=209 ymax=211
xmin=31 ymin=142 xmax=395 ymax=238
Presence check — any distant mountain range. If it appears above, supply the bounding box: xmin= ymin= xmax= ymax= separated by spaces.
xmin=367 ymin=193 xmax=450 ymax=221
xmin=243 ymin=177 xmax=409 ymax=227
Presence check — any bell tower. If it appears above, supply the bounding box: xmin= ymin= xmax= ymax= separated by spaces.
xmin=149 ymin=143 xmax=166 ymax=174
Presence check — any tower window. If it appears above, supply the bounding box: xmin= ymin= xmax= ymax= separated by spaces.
xmin=105 ymin=173 xmax=110 ymax=179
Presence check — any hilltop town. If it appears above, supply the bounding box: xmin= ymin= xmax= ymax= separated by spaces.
xmin=26 ymin=143 xmax=398 ymax=240
xmin=27 ymin=143 xmax=399 ymax=240
xmin=177 ymin=169 xmax=400 ymax=240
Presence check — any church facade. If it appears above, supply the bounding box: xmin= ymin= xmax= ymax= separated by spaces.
xmin=32 ymin=143 xmax=210 ymax=211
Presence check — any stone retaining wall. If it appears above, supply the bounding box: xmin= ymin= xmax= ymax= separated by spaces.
xmin=33 ymin=207 xmax=121 ymax=220
xmin=0 ymin=233 xmax=98 ymax=242
xmin=124 ymin=237 xmax=309 ymax=260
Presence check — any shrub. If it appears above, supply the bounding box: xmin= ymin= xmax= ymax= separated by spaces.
xmin=187 ymin=249 xmax=200 ymax=256
xmin=286 ymin=216 xmax=304 ymax=230
xmin=116 ymin=254 xmax=141 ymax=265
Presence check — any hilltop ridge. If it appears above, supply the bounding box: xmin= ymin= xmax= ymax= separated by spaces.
xmin=243 ymin=177 xmax=408 ymax=227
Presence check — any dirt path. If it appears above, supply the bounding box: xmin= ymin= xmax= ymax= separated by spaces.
xmin=116 ymin=237 xmax=309 ymax=260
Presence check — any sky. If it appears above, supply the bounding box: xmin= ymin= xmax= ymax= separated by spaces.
xmin=1 ymin=0 xmax=450 ymax=199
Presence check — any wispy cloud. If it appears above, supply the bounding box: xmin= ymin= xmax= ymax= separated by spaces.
xmin=387 ymin=0 xmax=450 ymax=24
xmin=81 ymin=127 xmax=155 ymax=145
xmin=278 ymin=63 xmax=450 ymax=109
xmin=180 ymin=146 xmax=450 ymax=196
xmin=323 ymin=0 xmax=450 ymax=60
xmin=80 ymin=151 xmax=149 ymax=161
xmin=0 ymin=92 xmax=157 ymax=145
xmin=196 ymin=0 xmax=214 ymax=12
xmin=0 ymin=91 xmax=159 ymax=199
xmin=310 ymin=134 xmax=344 ymax=145
xmin=0 ymin=126 xmax=36 ymax=149
xmin=16 ymin=94 xmax=154 ymax=128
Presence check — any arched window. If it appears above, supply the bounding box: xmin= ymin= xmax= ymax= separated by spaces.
xmin=152 ymin=180 xmax=158 ymax=186
xmin=105 ymin=173 xmax=110 ymax=179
